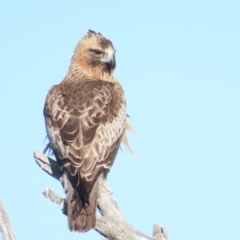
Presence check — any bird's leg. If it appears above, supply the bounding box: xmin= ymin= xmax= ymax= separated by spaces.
xmin=57 ymin=161 xmax=71 ymax=215
xmin=58 ymin=160 xmax=71 ymax=193
xmin=59 ymin=170 xmax=68 ymax=193
xmin=58 ymin=170 xmax=68 ymax=215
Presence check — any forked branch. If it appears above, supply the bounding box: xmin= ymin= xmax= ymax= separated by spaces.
xmin=34 ymin=151 xmax=168 ymax=240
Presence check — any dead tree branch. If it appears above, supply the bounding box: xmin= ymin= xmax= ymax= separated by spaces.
xmin=0 ymin=198 xmax=17 ymax=240
xmin=34 ymin=150 xmax=168 ymax=240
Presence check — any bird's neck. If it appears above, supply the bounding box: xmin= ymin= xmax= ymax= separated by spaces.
xmin=63 ymin=63 xmax=116 ymax=83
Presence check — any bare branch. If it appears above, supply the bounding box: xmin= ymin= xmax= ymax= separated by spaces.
xmin=34 ymin=150 xmax=168 ymax=240
xmin=153 ymin=224 xmax=168 ymax=240
xmin=0 ymin=198 xmax=17 ymax=240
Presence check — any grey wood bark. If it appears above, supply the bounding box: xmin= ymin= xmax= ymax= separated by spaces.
xmin=0 ymin=198 xmax=16 ymax=240
xmin=34 ymin=151 xmax=168 ymax=240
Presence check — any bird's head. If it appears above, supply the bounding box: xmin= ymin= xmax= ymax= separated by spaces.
xmin=72 ymin=30 xmax=116 ymax=76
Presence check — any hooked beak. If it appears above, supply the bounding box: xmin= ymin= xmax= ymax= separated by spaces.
xmin=103 ymin=54 xmax=116 ymax=69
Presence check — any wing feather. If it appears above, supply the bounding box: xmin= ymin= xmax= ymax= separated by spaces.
xmin=44 ymin=79 xmax=126 ymax=196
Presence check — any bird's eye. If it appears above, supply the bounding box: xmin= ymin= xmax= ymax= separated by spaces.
xmin=94 ymin=50 xmax=102 ymax=55
xmin=90 ymin=49 xmax=103 ymax=57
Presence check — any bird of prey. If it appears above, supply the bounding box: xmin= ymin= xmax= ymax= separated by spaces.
xmin=43 ymin=30 xmax=133 ymax=232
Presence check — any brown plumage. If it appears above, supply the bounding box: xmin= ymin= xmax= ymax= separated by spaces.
xmin=43 ymin=30 xmax=132 ymax=232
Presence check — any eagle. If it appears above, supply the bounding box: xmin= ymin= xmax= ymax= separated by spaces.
xmin=43 ymin=30 xmax=133 ymax=232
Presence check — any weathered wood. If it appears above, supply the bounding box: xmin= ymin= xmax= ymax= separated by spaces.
xmin=0 ymin=198 xmax=17 ymax=240
xmin=34 ymin=150 xmax=168 ymax=240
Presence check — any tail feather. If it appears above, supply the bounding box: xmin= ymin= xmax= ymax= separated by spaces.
xmin=67 ymin=178 xmax=99 ymax=232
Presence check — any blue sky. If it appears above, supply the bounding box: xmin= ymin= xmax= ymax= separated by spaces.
xmin=0 ymin=1 xmax=240 ymax=239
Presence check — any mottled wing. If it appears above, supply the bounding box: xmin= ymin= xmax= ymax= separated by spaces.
xmin=44 ymin=79 xmax=126 ymax=196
